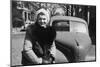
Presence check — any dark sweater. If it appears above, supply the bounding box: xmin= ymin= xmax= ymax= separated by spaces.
xmin=25 ymin=23 xmax=56 ymax=57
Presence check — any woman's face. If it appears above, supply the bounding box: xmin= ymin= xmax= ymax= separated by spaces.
xmin=37 ymin=14 xmax=49 ymax=28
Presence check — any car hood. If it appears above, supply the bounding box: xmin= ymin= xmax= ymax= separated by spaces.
xmin=56 ymin=31 xmax=91 ymax=47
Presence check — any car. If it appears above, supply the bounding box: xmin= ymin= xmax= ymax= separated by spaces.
xmin=50 ymin=16 xmax=92 ymax=62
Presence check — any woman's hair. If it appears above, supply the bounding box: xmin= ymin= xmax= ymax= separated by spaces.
xmin=35 ymin=8 xmax=50 ymax=24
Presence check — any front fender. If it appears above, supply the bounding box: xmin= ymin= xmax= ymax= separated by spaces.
xmin=55 ymin=32 xmax=92 ymax=62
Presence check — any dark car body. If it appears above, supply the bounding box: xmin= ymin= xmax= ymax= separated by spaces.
xmin=50 ymin=16 xmax=92 ymax=62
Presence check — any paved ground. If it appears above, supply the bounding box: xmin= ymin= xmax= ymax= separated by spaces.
xmin=11 ymin=32 xmax=95 ymax=66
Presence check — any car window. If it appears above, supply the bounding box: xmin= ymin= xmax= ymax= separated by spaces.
xmin=52 ymin=20 xmax=70 ymax=31
xmin=52 ymin=20 xmax=87 ymax=34
xmin=70 ymin=21 xmax=87 ymax=33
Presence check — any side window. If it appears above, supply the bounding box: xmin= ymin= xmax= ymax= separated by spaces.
xmin=52 ymin=20 xmax=70 ymax=31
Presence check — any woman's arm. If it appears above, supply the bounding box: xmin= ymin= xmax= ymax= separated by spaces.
xmin=23 ymin=39 xmax=42 ymax=64
xmin=49 ymin=41 xmax=56 ymax=63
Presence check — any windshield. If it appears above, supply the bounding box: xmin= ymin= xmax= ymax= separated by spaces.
xmin=52 ymin=20 xmax=87 ymax=34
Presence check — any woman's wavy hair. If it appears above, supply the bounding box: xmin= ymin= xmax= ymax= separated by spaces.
xmin=34 ymin=8 xmax=51 ymax=26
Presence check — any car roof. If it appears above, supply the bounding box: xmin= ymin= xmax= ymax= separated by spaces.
xmin=50 ymin=16 xmax=87 ymax=25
